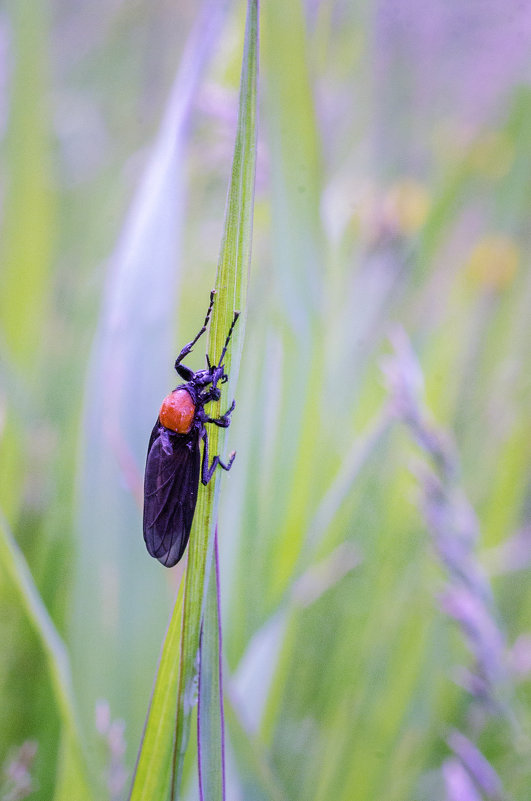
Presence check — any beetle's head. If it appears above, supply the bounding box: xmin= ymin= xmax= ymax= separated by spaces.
xmin=175 ymin=365 xmax=215 ymax=385
xmin=192 ymin=367 xmax=215 ymax=387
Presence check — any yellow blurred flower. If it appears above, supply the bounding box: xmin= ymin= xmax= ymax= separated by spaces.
xmin=353 ymin=178 xmax=431 ymax=245
xmin=466 ymin=235 xmax=519 ymax=290
xmin=383 ymin=179 xmax=431 ymax=236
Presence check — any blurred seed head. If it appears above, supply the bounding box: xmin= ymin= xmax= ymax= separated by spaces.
xmin=1 ymin=741 xmax=38 ymax=801
xmin=447 ymin=730 xmax=503 ymax=798
xmin=508 ymin=634 xmax=531 ymax=678
xmin=442 ymin=757 xmax=483 ymax=801
xmin=381 ymin=327 xmax=425 ymax=424
xmin=94 ymin=700 xmax=127 ymax=801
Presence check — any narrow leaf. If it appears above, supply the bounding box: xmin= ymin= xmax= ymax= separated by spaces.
xmin=128 ymin=582 xmax=184 ymax=801
xmin=0 ymin=512 xmax=92 ymax=800
xmin=171 ymin=1 xmax=259 ymax=797
xmin=125 ymin=2 xmax=231 ymax=798
xmin=198 ymin=530 xmax=225 ymax=800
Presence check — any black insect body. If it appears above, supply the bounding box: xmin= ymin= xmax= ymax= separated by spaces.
xmin=143 ymin=291 xmax=239 ymax=567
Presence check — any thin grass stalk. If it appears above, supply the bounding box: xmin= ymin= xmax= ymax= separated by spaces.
xmin=128 ymin=583 xmax=185 ymax=801
xmin=125 ymin=2 xmax=232 ymax=798
xmin=170 ymin=2 xmax=259 ymax=797
xmin=0 ymin=511 xmax=93 ymax=800
xmin=197 ymin=529 xmax=226 ymax=800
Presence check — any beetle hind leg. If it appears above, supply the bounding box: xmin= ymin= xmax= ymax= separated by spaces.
xmin=201 ymin=429 xmax=236 ymax=485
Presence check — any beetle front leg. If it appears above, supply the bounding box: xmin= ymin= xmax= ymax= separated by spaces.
xmin=199 ymin=386 xmax=222 ymax=405
xmin=201 ymin=428 xmax=236 ymax=485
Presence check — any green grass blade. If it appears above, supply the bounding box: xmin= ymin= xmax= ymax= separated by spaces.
xmin=197 ymin=531 xmax=225 ymax=800
xmin=0 ymin=0 xmax=54 ymax=369
xmin=128 ymin=582 xmax=185 ymax=801
xmin=0 ymin=512 xmax=93 ymax=801
xmin=239 ymin=0 xmax=324 ymax=617
xmin=0 ymin=0 xmax=54 ymax=529
xmin=171 ymin=2 xmax=259 ymax=797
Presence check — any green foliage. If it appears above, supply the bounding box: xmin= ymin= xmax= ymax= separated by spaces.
xmin=2 ymin=2 xmax=531 ymax=800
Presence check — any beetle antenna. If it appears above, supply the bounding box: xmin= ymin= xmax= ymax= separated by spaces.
xmin=192 ymin=290 xmax=216 ymax=349
xmin=218 ymin=311 xmax=240 ymax=367
xmin=175 ymin=290 xmax=216 ymax=368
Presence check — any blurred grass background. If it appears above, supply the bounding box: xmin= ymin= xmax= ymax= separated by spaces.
xmin=1 ymin=1 xmax=531 ymax=799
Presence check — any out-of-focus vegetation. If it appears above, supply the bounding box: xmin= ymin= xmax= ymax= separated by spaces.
xmin=1 ymin=1 xmax=531 ymax=800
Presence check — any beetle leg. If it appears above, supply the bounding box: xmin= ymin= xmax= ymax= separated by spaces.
xmin=199 ymin=399 xmax=235 ymax=427
xmin=214 ymin=398 xmax=236 ymax=426
xmin=201 ymin=428 xmax=236 ymax=485
xmin=208 ymin=364 xmax=228 ymax=392
xmin=199 ymin=386 xmax=222 ymax=404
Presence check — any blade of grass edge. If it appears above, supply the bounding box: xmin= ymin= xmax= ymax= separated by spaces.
xmin=198 ymin=530 xmax=225 ymax=800
xmin=171 ymin=1 xmax=259 ymax=797
xmin=128 ymin=580 xmax=185 ymax=801
xmin=0 ymin=511 xmax=93 ymax=801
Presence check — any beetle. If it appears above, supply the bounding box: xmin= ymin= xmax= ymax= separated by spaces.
xmin=143 ymin=290 xmax=239 ymax=567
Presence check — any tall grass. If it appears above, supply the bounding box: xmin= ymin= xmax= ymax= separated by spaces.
xmin=1 ymin=2 xmax=531 ymax=801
